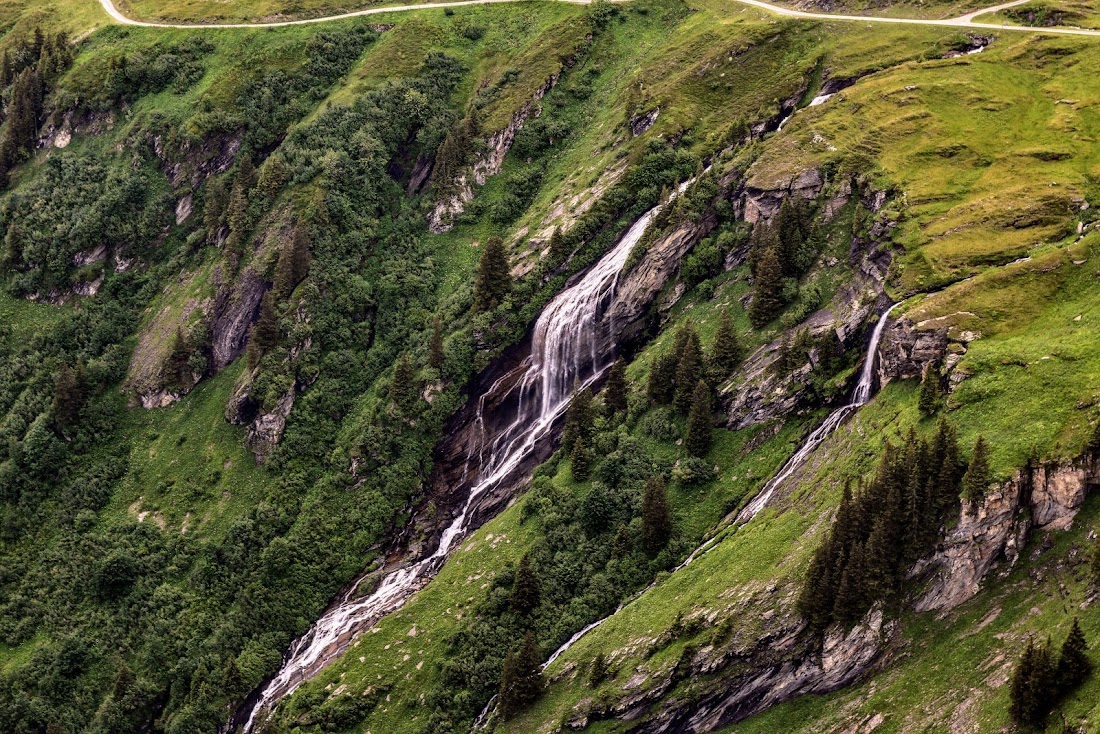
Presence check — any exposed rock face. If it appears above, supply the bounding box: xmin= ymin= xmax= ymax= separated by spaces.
xmin=429 ymin=73 xmax=560 ymax=233
xmin=246 ymin=386 xmax=296 ymax=465
xmin=211 ymin=267 xmax=268 ymax=371
xmin=630 ymin=107 xmax=660 ymax=136
xmin=878 ymin=317 xmax=949 ymax=383
xmin=913 ymin=458 xmax=1098 ymax=612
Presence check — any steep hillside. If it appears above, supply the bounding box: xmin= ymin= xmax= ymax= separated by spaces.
xmin=0 ymin=1 xmax=1098 ymax=734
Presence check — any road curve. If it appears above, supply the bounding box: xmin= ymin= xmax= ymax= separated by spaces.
xmin=97 ymin=0 xmax=1100 ymax=35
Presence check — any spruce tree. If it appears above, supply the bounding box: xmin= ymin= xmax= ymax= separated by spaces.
xmin=203 ymin=178 xmax=228 ymax=243
xmin=162 ymin=328 xmax=192 ymax=390
xmin=961 ymin=436 xmax=991 ymax=504
xmin=1085 ymin=417 xmax=1100 ymax=458
xmin=570 ymin=434 xmax=593 ymax=481
xmin=429 ymin=315 xmax=445 ymax=370
xmin=684 ymin=380 xmax=713 ymax=457
xmin=672 ymin=325 xmax=703 ymax=414
xmin=52 ymin=363 xmax=86 ymax=434
xmin=389 ymin=354 xmax=418 ymax=412
xmin=588 ymin=652 xmax=608 ymax=687
xmin=708 ymin=309 xmax=742 ymax=383
xmin=472 ymin=236 xmax=512 ymax=313
xmin=1010 ymin=638 xmax=1056 ymax=726
xmin=749 ymin=245 xmax=784 ymax=328
xmin=510 ymin=553 xmax=540 ymax=615
xmin=248 ymin=293 xmax=279 ymax=368
xmin=603 ymin=359 xmax=628 ymax=415
xmin=499 ymin=632 xmax=544 ymax=718
xmin=641 ymin=475 xmax=672 ymax=555
xmin=1056 ymin=617 xmax=1091 ymax=693
xmin=918 ymin=363 xmax=941 ymax=416
xmin=548 ymin=226 xmax=569 ymax=261
xmin=561 ymin=387 xmax=593 ymax=454
xmin=647 ymin=351 xmax=678 ymax=405
xmin=255 ymin=154 xmax=290 ymax=201
xmin=273 ymin=225 xmax=311 ymax=298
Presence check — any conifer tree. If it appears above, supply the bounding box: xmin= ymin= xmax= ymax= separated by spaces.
xmin=429 ymin=315 xmax=445 ymax=370
xmin=603 ymin=359 xmax=628 ymax=415
xmin=749 ymin=245 xmax=784 ymax=328
xmin=918 ymin=363 xmax=941 ymax=416
xmin=472 ymin=236 xmax=512 ymax=313
xmin=647 ymin=351 xmax=678 ymax=405
xmin=498 ymin=632 xmax=544 ymax=718
xmin=222 ymin=657 xmax=245 ymax=698
xmin=561 ymin=387 xmax=593 ymax=454
xmin=274 ymin=225 xmax=311 ymax=298
xmin=248 ymin=293 xmax=279 ymax=368
xmin=570 ymin=434 xmax=593 ymax=481
xmin=510 ymin=553 xmax=540 ymax=615
xmin=389 ymin=353 xmax=418 ymax=412
xmin=1010 ymin=638 xmax=1056 ymax=726
xmin=672 ymin=325 xmax=703 ymax=414
xmin=708 ymin=309 xmax=742 ymax=383
xmin=548 ymin=226 xmax=569 ymax=261
xmin=52 ymin=363 xmax=86 ymax=435
xmin=162 ymin=327 xmax=192 ymax=390
xmin=255 ymin=154 xmax=290 ymax=201
xmin=961 ymin=436 xmax=991 ymax=504
xmin=588 ymin=652 xmax=608 ymax=687
xmin=641 ymin=476 xmax=672 ymax=555
xmin=1056 ymin=618 xmax=1091 ymax=693
xmin=203 ymin=178 xmax=229 ymax=243
xmin=1085 ymin=417 xmax=1100 ymax=458
xmin=775 ymin=197 xmax=811 ymax=276
xmin=684 ymin=380 xmax=713 ymax=458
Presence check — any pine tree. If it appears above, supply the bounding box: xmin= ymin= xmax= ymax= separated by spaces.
xmin=684 ymin=380 xmax=713 ymax=458
xmin=52 ymin=363 xmax=86 ymax=434
xmin=561 ymin=387 xmax=594 ymax=454
xmin=961 ymin=436 xmax=991 ymax=504
xmin=161 ymin=328 xmax=192 ymax=390
xmin=203 ymin=178 xmax=229 ymax=243
xmin=1056 ymin=618 xmax=1091 ymax=693
xmin=498 ymin=632 xmax=544 ymax=718
xmin=603 ymin=359 xmax=628 ymax=415
xmin=918 ymin=363 xmax=941 ymax=416
xmin=749 ymin=245 xmax=784 ymax=328
xmin=641 ymin=476 xmax=672 ymax=555
xmin=708 ymin=309 xmax=742 ymax=383
xmin=429 ymin=315 xmax=445 ymax=370
xmin=472 ymin=236 xmax=512 ymax=313
xmin=273 ymin=225 xmax=311 ymax=298
xmin=570 ymin=434 xmax=593 ymax=481
xmin=389 ymin=354 xmax=418 ymax=412
xmin=510 ymin=553 xmax=540 ymax=615
xmin=672 ymin=325 xmax=703 ymax=414
xmin=647 ymin=351 xmax=678 ymax=405
xmin=248 ymin=293 xmax=279 ymax=368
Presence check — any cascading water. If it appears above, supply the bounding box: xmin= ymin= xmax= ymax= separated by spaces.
xmin=235 ymin=183 xmax=690 ymax=733
xmin=530 ymin=303 xmax=899 ymax=682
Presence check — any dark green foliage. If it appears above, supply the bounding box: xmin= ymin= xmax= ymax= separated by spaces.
xmin=918 ymin=363 xmax=942 ymax=416
xmin=247 ymin=293 xmax=279 ymax=368
xmin=389 ymin=354 xmax=419 ymax=412
xmin=1085 ymin=417 xmax=1100 ymax=457
xmin=797 ymin=421 xmax=965 ymax=630
xmin=603 ymin=359 xmax=629 ymax=415
xmin=708 ymin=309 xmax=742 ymax=383
xmin=473 ymin=236 xmax=513 ymax=313
xmin=161 ymin=327 xmax=193 ymax=391
xmin=749 ymin=243 xmax=784 ymax=328
xmin=52 ymin=363 xmax=87 ymax=435
xmin=672 ymin=324 xmax=703 ymax=414
xmin=94 ymin=37 xmax=212 ymax=107
xmin=570 ymin=434 xmax=593 ymax=481
xmin=641 ymin=476 xmax=672 ymax=555
xmin=588 ymin=652 xmax=609 ymax=687
xmin=498 ymin=632 xmax=544 ymax=718
xmin=203 ymin=177 xmax=229 ymax=242
xmin=1056 ymin=618 xmax=1091 ymax=693
xmin=256 ymin=154 xmax=291 ymax=202
xmin=1009 ymin=637 xmax=1057 ymax=726
xmin=429 ymin=315 xmax=445 ymax=370
xmin=1092 ymin=532 xmax=1100 ymax=587
xmin=510 ymin=554 xmax=540 ymax=615
xmin=684 ymin=380 xmax=713 ymax=458
xmin=961 ymin=436 xmax=991 ymax=503
xmin=273 ymin=224 xmax=311 ymax=298
xmin=647 ymin=350 xmax=678 ymax=405
xmin=561 ymin=388 xmax=594 ymax=454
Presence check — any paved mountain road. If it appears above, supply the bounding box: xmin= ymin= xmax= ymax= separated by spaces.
xmin=97 ymin=0 xmax=1100 ymax=35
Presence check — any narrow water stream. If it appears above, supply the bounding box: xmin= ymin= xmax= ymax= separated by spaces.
xmin=235 ymin=183 xmax=691 ymax=732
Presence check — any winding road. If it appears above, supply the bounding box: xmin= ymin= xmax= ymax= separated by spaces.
xmin=97 ymin=0 xmax=1100 ymax=35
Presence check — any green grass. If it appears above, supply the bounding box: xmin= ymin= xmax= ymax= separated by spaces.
xmin=973 ymin=0 xmax=1100 ymax=29
xmin=107 ymin=363 xmax=267 ymax=536
xmin=0 ymin=291 xmax=65 ymax=343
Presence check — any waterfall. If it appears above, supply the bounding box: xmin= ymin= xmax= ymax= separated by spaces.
xmin=235 ymin=184 xmax=690 ymax=733
xmin=529 ymin=303 xmax=899 ymax=682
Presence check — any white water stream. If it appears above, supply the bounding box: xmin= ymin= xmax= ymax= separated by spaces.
xmin=527 ymin=303 xmax=900 ymax=689
xmin=238 ymin=182 xmax=691 ymax=732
